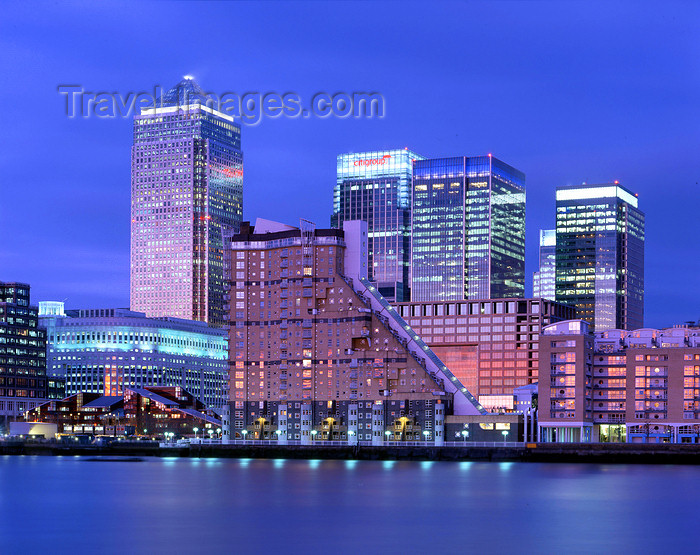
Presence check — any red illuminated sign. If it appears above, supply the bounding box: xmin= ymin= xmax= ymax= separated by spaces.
xmin=354 ymin=154 xmax=391 ymax=167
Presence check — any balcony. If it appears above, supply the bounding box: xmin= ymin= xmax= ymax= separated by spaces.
xmin=594 ymin=413 xmax=626 ymax=423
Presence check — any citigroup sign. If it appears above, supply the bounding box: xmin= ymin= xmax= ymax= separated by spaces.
xmin=338 ymin=150 xmax=414 ymax=179
xmin=353 ymin=154 xmax=391 ymax=167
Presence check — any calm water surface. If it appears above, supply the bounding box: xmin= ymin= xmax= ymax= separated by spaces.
xmin=1 ymin=456 xmax=698 ymax=554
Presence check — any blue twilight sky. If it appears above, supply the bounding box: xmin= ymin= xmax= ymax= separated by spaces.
xmin=1 ymin=1 xmax=699 ymax=328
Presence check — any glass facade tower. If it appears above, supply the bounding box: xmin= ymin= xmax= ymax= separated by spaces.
xmin=533 ymin=229 xmax=556 ymax=300
xmin=332 ymin=149 xmax=423 ymax=302
xmin=130 ymin=77 xmax=242 ymax=328
xmin=411 ymin=155 xmax=526 ymax=302
xmin=555 ymin=183 xmax=645 ymax=332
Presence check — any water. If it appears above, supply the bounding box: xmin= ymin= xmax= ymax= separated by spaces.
xmin=1 ymin=456 xmax=698 ymax=554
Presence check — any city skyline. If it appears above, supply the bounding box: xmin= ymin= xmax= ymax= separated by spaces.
xmin=2 ymin=2 xmax=699 ymax=329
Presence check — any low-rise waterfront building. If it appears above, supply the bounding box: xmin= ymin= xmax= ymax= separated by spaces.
xmin=39 ymin=304 xmax=228 ymax=410
xmin=538 ymin=320 xmax=700 ymax=443
xmin=0 ymin=282 xmax=48 ymax=431
xmin=393 ymin=298 xmax=575 ymax=410
xmin=25 ymin=386 xmax=220 ymax=437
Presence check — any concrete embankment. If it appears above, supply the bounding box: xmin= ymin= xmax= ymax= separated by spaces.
xmin=2 ymin=441 xmax=700 ymax=464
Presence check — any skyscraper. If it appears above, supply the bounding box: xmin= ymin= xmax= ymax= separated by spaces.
xmin=0 ymin=282 xmax=48 ymax=431
xmin=130 ymin=77 xmax=242 ymax=328
xmin=332 ymin=149 xmax=423 ymax=302
xmin=533 ymin=229 xmax=556 ymax=300
xmin=411 ymin=155 xmax=526 ymax=302
xmin=555 ymin=183 xmax=644 ymax=331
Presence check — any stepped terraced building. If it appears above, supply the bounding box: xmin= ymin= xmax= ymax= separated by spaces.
xmin=222 ymin=219 xmax=487 ymax=445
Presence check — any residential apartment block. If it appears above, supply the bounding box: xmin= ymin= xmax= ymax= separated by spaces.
xmin=223 ymin=219 xmax=485 ymax=445
xmin=539 ymin=320 xmax=700 ymax=443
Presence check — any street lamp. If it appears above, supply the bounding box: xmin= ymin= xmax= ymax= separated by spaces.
xmin=385 ymin=430 xmax=391 ymax=442
xmin=461 ymin=429 xmax=469 ymax=443
xmin=193 ymin=427 xmax=199 ymax=439
xmin=501 ymin=430 xmax=508 ymax=444
xmin=275 ymin=430 xmax=282 ymax=440
xmin=241 ymin=429 xmax=248 ymax=442
xmin=216 ymin=428 xmax=222 ymax=438
xmin=310 ymin=429 xmax=318 ymax=442
xmin=422 ymin=430 xmax=430 ymax=442
xmin=207 ymin=429 xmax=214 ymax=440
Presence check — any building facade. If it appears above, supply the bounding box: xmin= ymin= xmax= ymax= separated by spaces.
xmin=26 ymin=386 xmax=220 ymax=438
xmin=555 ymin=183 xmax=644 ymax=332
xmin=331 ymin=148 xmax=423 ymax=302
xmin=411 ymin=155 xmax=526 ymax=302
xmin=223 ymin=218 xmax=485 ymax=445
xmin=539 ymin=320 xmax=700 ymax=443
xmin=394 ymin=298 xmax=575 ymax=410
xmin=533 ymin=229 xmax=556 ymax=300
xmin=0 ymin=282 xmax=48 ymax=430
xmin=39 ymin=304 xmax=228 ymax=410
xmin=130 ymin=77 xmax=243 ymax=328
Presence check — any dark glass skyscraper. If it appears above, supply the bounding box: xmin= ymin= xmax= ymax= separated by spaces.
xmin=0 ymin=282 xmax=47 ymax=431
xmin=130 ymin=77 xmax=242 ymax=328
xmin=533 ymin=229 xmax=556 ymax=300
xmin=411 ymin=155 xmax=526 ymax=302
xmin=332 ymin=149 xmax=423 ymax=301
xmin=555 ymin=183 xmax=644 ymax=331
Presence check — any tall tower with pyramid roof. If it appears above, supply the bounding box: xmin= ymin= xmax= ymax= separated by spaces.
xmin=130 ymin=76 xmax=243 ymax=328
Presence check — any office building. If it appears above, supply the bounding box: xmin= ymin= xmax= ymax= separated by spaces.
xmin=223 ymin=218 xmax=486 ymax=445
xmin=411 ymin=155 xmax=526 ymax=302
xmin=130 ymin=76 xmax=243 ymax=327
xmin=0 ymin=282 xmax=48 ymax=430
xmin=533 ymin=229 xmax=556 ymax=300
xmin=555 ymin=183 xmax=644 ymax=332
xmin=394 ymin=297 xmax=575 ymax=410
xmin=538 ymin=320 xmax=700 ymax=444
xmin=332 ymin=148 xmax=423 ymax=302
xmin=39 ymin=304 xmax=228 ymax=409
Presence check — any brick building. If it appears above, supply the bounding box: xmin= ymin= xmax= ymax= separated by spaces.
xmin=223 ymin=219 xmax=486 ymax=445
xmin=393 ymin=298 xmax=574 ymax=410
xmin=539 ymin=320 xmax=700 ymax=443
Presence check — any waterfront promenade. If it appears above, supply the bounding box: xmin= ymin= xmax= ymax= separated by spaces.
xmin=2 ymin=440 xmax=700 ymax=464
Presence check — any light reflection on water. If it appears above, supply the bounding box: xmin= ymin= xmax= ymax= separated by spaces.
xmin=1 ymin=456 xmax=698 ymax=554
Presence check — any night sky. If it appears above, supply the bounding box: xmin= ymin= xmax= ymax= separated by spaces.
xmin=1 ymin=1 xmax=698 ymax=328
